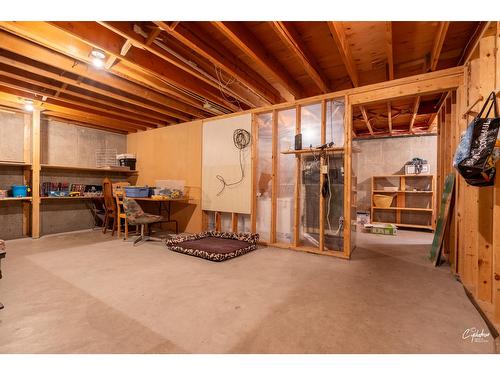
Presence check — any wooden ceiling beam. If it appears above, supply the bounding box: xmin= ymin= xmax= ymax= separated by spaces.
xmin=212 ymin=21 xmax=303 ymax=99
xmin=0 ymin=88 xmax=140 ymax=133
xmin=268 ymin=21 xmax=329 ymax=94
xmin=0 ymin=22 xmax=206 ymax=118
xmin=409 ymin=96 xmax=421 ymax=133
xmin=47 ymin=21 xmax=240 ymax=112
xmin=429 ymin=22 xmax=450 ymax=71
xmin=154 ymin=21 xmax=284 ymax=104
xmin=42 ymin=114 xmax=129 ymax=134
xmin=386 ymin=22 xmax=394 ymax=80
xmin=327 ymin=21 xmax=359 ymax=88
xmin=0 ymin=71 xmax=160 ymax=128
xmin=98 ymin=21 xmax=259 ymax=109
xmin=360 ymin=106 xmax=374 ymax=136
xmin=458 ymin=21 xmax=490 ymax=65
xmin=0 ymin=83 xmax=148 ymax=131
xmin=42 ymin=111 xmax=138 ymax=133
xmin=0 ymin=53 xmax=179 ymax=123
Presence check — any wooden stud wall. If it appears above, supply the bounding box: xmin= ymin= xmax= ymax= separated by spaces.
xmin=438 ymin=24 xmax=500 ymax=328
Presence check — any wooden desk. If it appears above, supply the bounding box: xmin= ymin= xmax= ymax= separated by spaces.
xmin=0 ymin=248 xmax=5 ymax=310
xmin=133 ymin=197 xmax=189 ymax=234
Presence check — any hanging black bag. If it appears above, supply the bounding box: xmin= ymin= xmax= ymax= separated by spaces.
xmin=454 ymin=91 xmax=500 ymax=187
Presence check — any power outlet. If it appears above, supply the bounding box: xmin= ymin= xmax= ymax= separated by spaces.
xmin=320 ymin=165 xmax=328 ymax=174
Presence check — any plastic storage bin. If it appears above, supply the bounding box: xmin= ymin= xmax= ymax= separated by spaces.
xmin=124 ymin=186 xmax=149 ymax=198
xmin=12 ymin=185 xmax=28 ymax=197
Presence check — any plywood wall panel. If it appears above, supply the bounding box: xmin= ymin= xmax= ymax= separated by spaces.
xmin=202 ymin=114 xmax=252 ymax=214
xmin=127 ymin=120 xmax=203 ymax=233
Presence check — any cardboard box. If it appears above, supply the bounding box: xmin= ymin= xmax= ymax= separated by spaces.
xmin=364 ymin=223 xmax=397 ymax=235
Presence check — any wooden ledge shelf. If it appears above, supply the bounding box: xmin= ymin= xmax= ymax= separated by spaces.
xmin=281 ymin=147 xmax=345 ymax=155
xmin=371 ymin=221 xmax=433 ymax=230
xmin=373 ymin=174 xmax=433 ymax=178
xmin=0 ymin=161 xmax=31 ymax=167
xmin=40 ymin=164 xmax=138 ymax=174
xmin=373 ymin=190 xmax=433 ymax=194
xmin=40 ymin=196 xmax=100 ymax=200
xmin=373 ymin=207 xmax=433 ymax=212
xmin=0 ymin=197 xmax=32 ymax=202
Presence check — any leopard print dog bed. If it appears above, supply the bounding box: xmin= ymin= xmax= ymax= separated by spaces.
xmin=165 ymin=231 xmax=259 ymax=262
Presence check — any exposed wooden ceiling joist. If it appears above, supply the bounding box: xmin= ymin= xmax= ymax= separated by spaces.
xmin=0 ymin=26 xmax=208 ymax=118
xmin=429 ymin=22 xmax=450 ymax=71
xmin=0 ymin=52 xmax=183 ymax=123
xmin=212 ymin=21 xmax=303 ymax=99
xmin=98 ymin=21 xmax=261 ymax=108
xmin=327 ymin=21 xmax=359 ymax=88
xmin=385 ymin=22 xmax=394 ymax=80
xmin=360 ymin=106 xmax=374 ymax=135
xmin=409 ymin=96 xmax=421 ymax=133
xmin=458 ymin=21 xmax=490 ymax=65
xmin=47 ymin=21 xmax=240 ymax=112
xmin=43 ymin=114 xmax=128 ymax=135
xmin=269 ymin=21 xmax=330 ymax=94
xmin=154 ymin=21 xmax=284 ymax=105
xmin=0 ymin=67 xmax=160 ymax=128
xmin=387 ymin=102 xmax=393 ymax=135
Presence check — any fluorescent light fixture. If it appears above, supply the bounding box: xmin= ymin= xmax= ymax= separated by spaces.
xmin=90 ymin=48 xmax=106 ymax=68
xmin=23 ymin=99 xmax=34 ymax=112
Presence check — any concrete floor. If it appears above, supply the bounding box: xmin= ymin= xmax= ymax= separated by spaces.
xmin=0 ymin=229 xmax=495 ymax=353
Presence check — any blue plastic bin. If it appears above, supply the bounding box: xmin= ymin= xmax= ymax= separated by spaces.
xmin=12 ymin=185 xmax=28 ymax=197
xmin=124 ymin=186 xmax=149 ymax=198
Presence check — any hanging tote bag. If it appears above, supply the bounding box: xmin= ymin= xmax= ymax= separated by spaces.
xmin=453 ymin=91 xmax=500 ymax=187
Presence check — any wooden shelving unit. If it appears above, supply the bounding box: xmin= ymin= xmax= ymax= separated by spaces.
xmin=41 ymin=164 xmax=137 ymax=174
xmin=371 ymin=174 xmax=435 ymax=230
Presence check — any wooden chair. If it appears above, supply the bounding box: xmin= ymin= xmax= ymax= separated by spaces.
xmin=115 ymin=191 xmax=128 ymax=239
xmin=102 ymin=178 xmax=117 ymax=235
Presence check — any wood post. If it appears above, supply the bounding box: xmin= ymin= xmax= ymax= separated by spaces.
xmin=294 ymin=105 xmax=301 ymax=247
xmin=31 ymin=109 xmax=41 ymax=239
xmin=343 ymin=95 xmax=353 ymax=257
xmin=251 ymin=113 xmax=258 ymax=233
xmin=319 ymin=100 xmax=326 ymax=251
xmin=270 ymin=109 xmax=277 ymax=243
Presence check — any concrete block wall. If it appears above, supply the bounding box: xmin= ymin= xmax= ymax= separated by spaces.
xmin=354 ymin=134 xmax=437 ymax=212
xmin=0 ymin=113 xmax=127 ymax=239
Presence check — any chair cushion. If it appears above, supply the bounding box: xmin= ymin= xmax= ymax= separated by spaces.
xmin=133 ymin=214 xmax=162 ymax=225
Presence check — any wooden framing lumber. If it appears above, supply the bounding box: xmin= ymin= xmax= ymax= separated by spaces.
xmin=360 ymin=106 xmax=374 ymax=135
xmin=294 ymin=105 xmax=301 ymax=247
xmin=47 ymin=21 xmax=240 ymax=113
xmin=270 ymin=109 xmax=278 ymax=243
xmin=386 ymin=22 xmax=394 ymax=80
xmin=327 ymin=22 xmax=359 ymax=87
xmin=319 ymin=100 xmax=326 ymax=251
xmin=214 ymin=21 xmax=303 ymax=99
xmin=387 ymin=102 xmax=393 ymax=134
xmin=269 ymin=21 xmax=329 ymax=94
xmin=31 ymin=109 xmax=41 ymax=239
xmin=99 ymin=21 xmax=262 ymax=109
xmin=0 ymin=28 xmax=207 ymax=118
xmin=458 ymin=21 xmax=491 ymax=65
xmin=430 ymin=22 xmax=450 ymax=71
xmin=155 ymin=21 xmax=284 ymax=105
xmin=409 ymin=96 xmax=421 ymax=133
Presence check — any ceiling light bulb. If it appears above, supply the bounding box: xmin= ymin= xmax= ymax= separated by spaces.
xmin=23 ymin=100 xmax=34 ymax=112
xmin=92 ymin=57 xmax=104 ymax=68
xmin=90 ymin=48 xmax=106 ymax=69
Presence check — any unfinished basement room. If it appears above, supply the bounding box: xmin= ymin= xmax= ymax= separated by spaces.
xmin=1 ymin=2 xmax=500 ymax=371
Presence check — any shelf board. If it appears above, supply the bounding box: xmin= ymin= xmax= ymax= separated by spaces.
xmin=41 ymin=196 xmax=99 ymax=200
xmin=0 ymin=197 xmax=32 ymax=202
xmin=0 ymin=161 xmax=31 ymax=168
xmin=372 ymin=207 xmax=433 ymax=212
xmin=373 ymin=174 xmax=433 ymax=178
xmin=281 ymin=146 xmax=345 ymax=155
xmin=373 ymin=190 xmax=433 ymax=194
xmin=40 ymin=164 xmax=137 ymax=174
xmin=371 ymin=221 xmax=434 ymax=230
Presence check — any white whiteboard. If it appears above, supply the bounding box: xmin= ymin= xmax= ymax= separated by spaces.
xmin=202 ymin=114 xmax=252 ymax=214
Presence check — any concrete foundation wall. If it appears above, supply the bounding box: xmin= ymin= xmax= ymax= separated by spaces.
xmin=0 ymin=114 xmax=127 ymax=240
xmin=0 ymin=111 xmax=27 ymax=162
xmin=354 ymin=134 xmax=437 ymax=212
